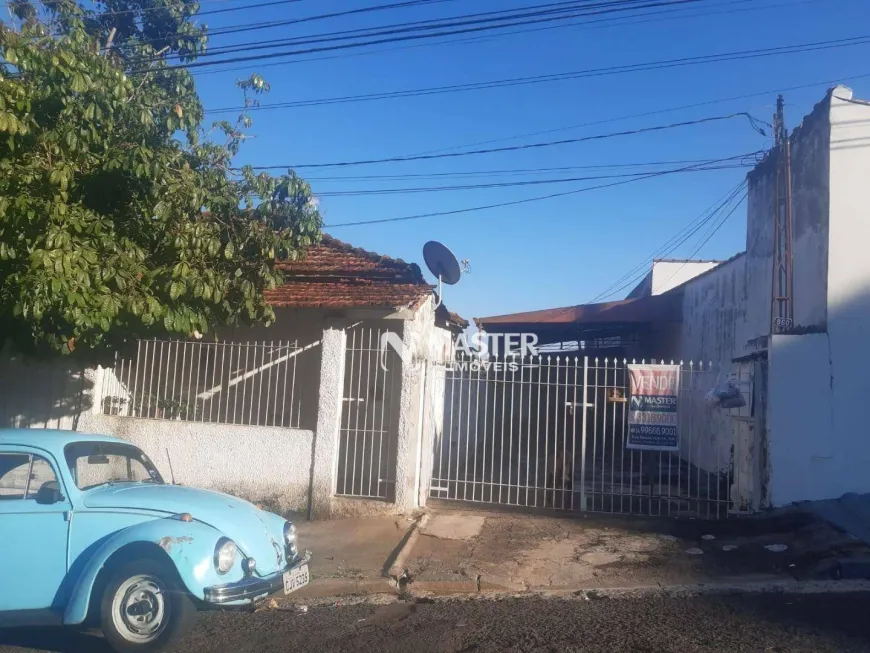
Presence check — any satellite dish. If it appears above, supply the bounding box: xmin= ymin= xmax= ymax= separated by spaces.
xmin=423 ymin=241 xmax=461 ymax=310
xmin=423 ymin=241 xmax=461 ymax=285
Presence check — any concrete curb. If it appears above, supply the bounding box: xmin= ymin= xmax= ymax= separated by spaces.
xmin=278 ymin=578 xmax=870 ymax=607
xmin=387 ymin=513 xmax=430 ymax=580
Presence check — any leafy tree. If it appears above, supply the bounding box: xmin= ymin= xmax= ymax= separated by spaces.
xmin=0 ymin=0 xmax=322 ymax=360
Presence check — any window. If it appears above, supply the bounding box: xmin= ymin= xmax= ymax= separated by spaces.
xmin=64 ymin=442 xmax=163 ymax=490
xmin=0 ymin=453 xmax=59 ymax=500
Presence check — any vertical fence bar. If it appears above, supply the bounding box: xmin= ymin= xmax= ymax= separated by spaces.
xmin=218 ymin=340 xmax=230 ymax=424
xmin=498 ymin=360 xmax=508 ymax=504
xmin=453 ymin=362 xmax=464 ymax=499
xmin=352 ymin=330 xmax=368 ymax=496
xmin=210 ymin=342 xmax=220 ymax=422
xmin=544 ymin=357 xmax=552 ymax=508
xmin=366 ymin=330 xmax=380 ymax=497
xmin=280 ymin=342 xmax=290 ymax=428
xmin=482 ymin=362 xmax=491 ymax=503
xmin=343 ymin=329 xmax=358 ymax=496
xmin=238 ymin=343 xmax=249 ymax=426
xmin=515 ymin=361 xmax=524 ymax=505
xmin=274 ymin=341 xmax=284 ymax=428
xmin=377 ymin=330 xmax=390 ymax=498
xmin=569 ymin=357 xmax=578 ymax=511
xmin=507 ymin=362 xmax=517 ymax=505
xmin=533 ymin=357 xmax=542 ymax=507
xmin=579 ymin=356 xmax=589 ymax=512
xmin=463 ymin=360 xmax=473 ymax=501
xmin=471 ymin=367 xmax=486 ymax=501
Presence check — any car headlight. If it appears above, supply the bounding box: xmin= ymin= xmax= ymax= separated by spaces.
xmin=284 ymin=522 xmax=298 ymax=557
xmin=214 ymin=538 xmax=237 ymax=575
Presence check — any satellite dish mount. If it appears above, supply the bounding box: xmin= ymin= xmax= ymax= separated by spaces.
xmin=423 ymin=241 xmax=461 ymax=309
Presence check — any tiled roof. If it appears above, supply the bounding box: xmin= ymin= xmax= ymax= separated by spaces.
xmin=434 ymin=300 xmax=470 ymax=332
xmin=266 ymin=235 xmax=434 ymax=310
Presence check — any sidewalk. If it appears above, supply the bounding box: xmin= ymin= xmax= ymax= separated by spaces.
xmin=287 ymin=506 xmax=870 ymax=602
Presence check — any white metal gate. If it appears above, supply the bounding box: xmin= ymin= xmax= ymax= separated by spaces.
xmin=335 ymin=327 xmax=401 ymax=500
xmin=427 ymin=356 xmax=754 ymax=519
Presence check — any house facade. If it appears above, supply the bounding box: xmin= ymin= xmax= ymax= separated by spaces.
xmin=0 ymin=236 xmax=465 ymax=519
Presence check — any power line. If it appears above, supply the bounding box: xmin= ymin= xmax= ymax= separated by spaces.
xmin=206 ymin=35 xmax=870 ymax=114
xmin=152 ymin=0 xmax=672 ymax=62
xmin=303 ymin=157 xmax=752 ymax=182
xmin=325 ymin=157 xmax=755 ymax=228
xmin=200 ymin=0 xmax=450 ymax=19
xmin=313 ymin=161 xmax=752 ymax=197
xmin=190 ymin=0 xmax=825 ymax=77
xmin=589 ymin=180 xmax=747 ymax=301
xmin=204 ymin=0 xmax=486 ymax=38
xmin=413 ymin=69 xmax=870 ymax=156
xmin=650 ymin=190 xmax=747 ymax=293
xmin=247 ymin=113 xmax=766 ymax=170
xmin=147 ymin=0 xmax=707 ymax=71
xmin=175 ymin=0 xmax=682 ymax=60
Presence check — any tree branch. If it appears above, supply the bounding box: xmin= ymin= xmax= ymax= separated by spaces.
xmin=103 ymin=26 xmax=116 ymax=56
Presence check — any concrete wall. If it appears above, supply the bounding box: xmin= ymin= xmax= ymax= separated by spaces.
xmin=821 ymin=87 xmax=870 ymax=500
xmin=675 ymin=254 xmax=747 ymax=472
xmin=744 ymin=92 xmax=831 ymax=346
xmin=767 ymin=333 xmax=834 ymax=505
xmin=396 ymin=296 xmax=438 ymax=513
xmin=77 ymin=413 xmax=313 ymax=517
xmin=755 ymin=86 xmax=870 ymax=506
xmin=651 ymin=261 xmax=721 ymax=296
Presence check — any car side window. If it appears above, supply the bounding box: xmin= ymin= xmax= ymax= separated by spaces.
xmin=0 ymin=453 xmax=59 ymax=500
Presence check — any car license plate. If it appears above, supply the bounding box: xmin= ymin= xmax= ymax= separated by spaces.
xmin=283 ymin=565 xmax=309 ymax=594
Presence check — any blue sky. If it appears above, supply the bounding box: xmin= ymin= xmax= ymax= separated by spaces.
xmin=192 ymin=0 xmax=870 ymax=323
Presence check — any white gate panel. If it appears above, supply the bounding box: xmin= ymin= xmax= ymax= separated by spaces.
xmin=427 ymin=356 xmax=752 ymax=519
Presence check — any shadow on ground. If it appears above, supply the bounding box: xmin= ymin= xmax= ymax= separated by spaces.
xmin=0 ymin=628 xmax=111 ymax=653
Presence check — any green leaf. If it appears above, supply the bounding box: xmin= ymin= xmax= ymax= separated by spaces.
xmin=169 ymin=281 xmax=185 ymax=300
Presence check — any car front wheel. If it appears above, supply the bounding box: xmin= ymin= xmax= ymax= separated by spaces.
xmin=100 ymin=558 xmax=195 ymax=653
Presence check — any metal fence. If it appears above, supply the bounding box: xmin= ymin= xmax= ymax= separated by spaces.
xmin=100 ymin=339 xmax=305 ymax=428
xmin=335 ymin=327 xmax=401 ymax=500
xmin=427 ymin=357 xmax=753 ymax=519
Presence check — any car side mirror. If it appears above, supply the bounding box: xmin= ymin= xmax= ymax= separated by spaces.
xmin=35 ymin=481 xmax=64 ymax=505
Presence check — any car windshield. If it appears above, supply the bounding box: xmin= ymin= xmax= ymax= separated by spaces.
xmin=64 ymin=442 xmax=164 ymax=490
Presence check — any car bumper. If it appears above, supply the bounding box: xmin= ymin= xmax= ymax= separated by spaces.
xmin=203 ymin=552 xmax=311 ymax=605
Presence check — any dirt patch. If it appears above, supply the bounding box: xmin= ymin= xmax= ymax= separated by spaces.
xmin=403 ymin=509 xmax=870 ymax=592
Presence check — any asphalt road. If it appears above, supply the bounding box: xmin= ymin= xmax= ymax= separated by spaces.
xmin=3 ymin=593 xmax=870 ymax=653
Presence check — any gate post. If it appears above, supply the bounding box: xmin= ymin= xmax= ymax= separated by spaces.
xmin=580 ymin=356 xmax=589 ymax=512
xmin=309 ymin=325 xmax=347 ymax=520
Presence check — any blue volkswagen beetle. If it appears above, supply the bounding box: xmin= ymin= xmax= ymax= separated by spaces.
xmin=0 ymin=429 xmax=310 ymax=652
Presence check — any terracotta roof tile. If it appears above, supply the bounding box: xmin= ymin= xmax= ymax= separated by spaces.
xmin=266 ymin=235 xmax=433 ymax=310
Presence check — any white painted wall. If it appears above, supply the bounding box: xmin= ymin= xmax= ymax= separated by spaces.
xmin=767 ymin=333 xmax=834 ymax=505
xmin=77 ymin=413 xmax=313 ymax=517
xmin=676 ymin=254 xmax=747 ymax=473
xmin=762 ymin=86 xmax=870 ymax=505
xmin=822 ymin=87 xmax=870 ymax=499
xmin=650 ymin=261 xmax=721 ymax=295
xmin=744 ymin=90 xmax=831 ymax=347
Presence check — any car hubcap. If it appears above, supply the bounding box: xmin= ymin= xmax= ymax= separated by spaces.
xmin=111 ymin=575 xmax=167 ymax=643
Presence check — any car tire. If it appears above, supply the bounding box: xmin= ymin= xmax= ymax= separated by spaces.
xmin=100 ymin=557 xmax=196 ymax=653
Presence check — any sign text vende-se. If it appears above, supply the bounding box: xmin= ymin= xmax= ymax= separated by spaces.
xmin=627 ymin=364 xmax=680 ymax=452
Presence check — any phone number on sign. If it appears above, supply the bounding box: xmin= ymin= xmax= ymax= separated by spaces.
xmin=633 ymin=425 xmax=676 ymax=436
